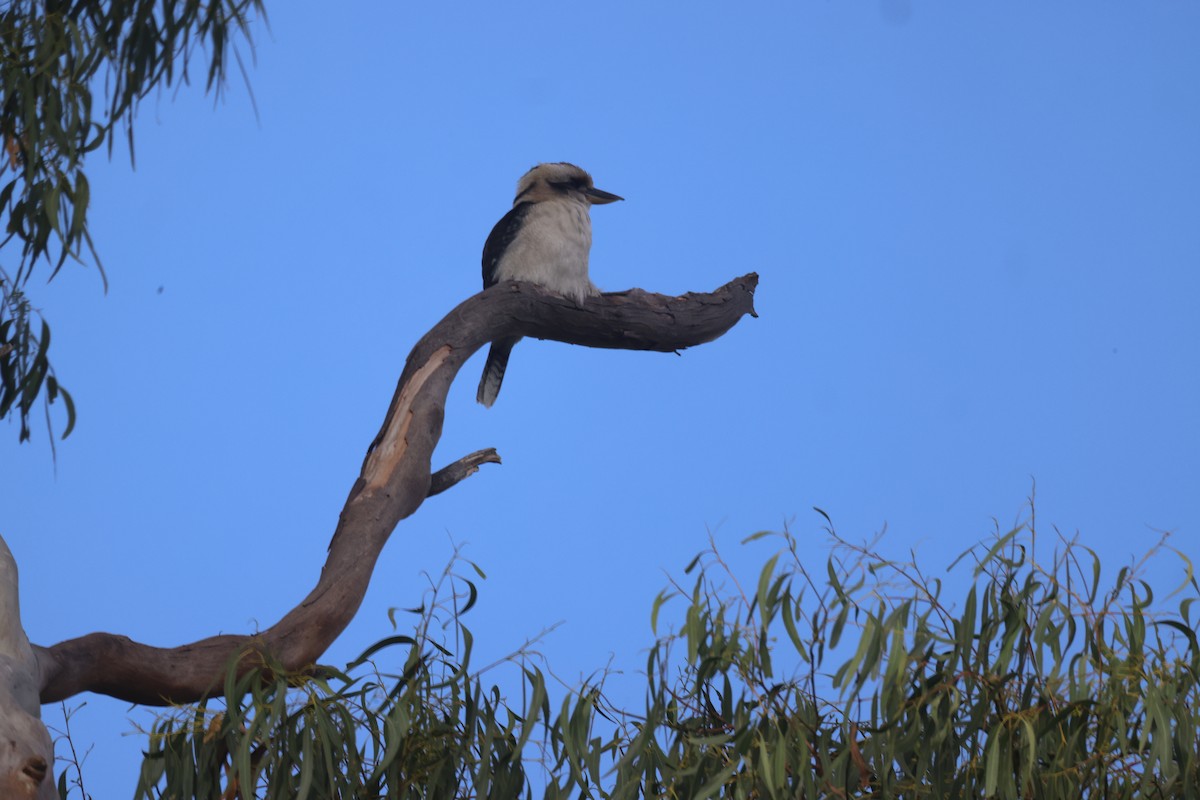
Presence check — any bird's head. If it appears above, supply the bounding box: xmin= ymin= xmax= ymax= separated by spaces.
xmin=513 ymin=162 xmax=623 ymax=206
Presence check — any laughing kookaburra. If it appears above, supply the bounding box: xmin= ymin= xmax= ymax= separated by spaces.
xmin=476 ymin=162 xmax=623 ymax=407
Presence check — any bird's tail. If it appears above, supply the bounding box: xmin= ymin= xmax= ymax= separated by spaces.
xmin=477 ymin=338 xmax=519 ymax=407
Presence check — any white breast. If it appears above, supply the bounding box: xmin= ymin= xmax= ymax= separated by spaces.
xmin=494 ymin=199 xmax=599 ymax=305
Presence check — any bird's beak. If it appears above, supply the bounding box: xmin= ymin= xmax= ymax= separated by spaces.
xmin=585 ymin=187 xmax=623 ymax=204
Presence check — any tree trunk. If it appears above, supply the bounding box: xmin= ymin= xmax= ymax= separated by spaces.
xmin=0 ymin=536 xmax=56 ymax=799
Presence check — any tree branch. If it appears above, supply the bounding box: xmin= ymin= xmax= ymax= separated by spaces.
xmin=34 ymin=273 xmax=758 ymax=705
xmin=429 ymin=449 xmax=502 ymax=498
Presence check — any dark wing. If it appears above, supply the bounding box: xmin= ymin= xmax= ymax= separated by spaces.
xmin=482 ymin=202 xmax=533 ymax=287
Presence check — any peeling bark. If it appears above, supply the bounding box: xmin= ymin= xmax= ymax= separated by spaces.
xmin=34 ymin=274 xmax=758 ymax=705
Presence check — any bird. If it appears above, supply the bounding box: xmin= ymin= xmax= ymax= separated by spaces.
xmin=476 ymin=162 xmax=623 ymax=407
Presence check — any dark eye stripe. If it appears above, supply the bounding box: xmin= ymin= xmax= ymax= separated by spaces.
xmin=548 ymin=177 xmax=591 ymax=193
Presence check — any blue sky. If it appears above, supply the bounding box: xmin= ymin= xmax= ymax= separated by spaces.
xmin=3 ymin=1 xmax=1199 ymax=795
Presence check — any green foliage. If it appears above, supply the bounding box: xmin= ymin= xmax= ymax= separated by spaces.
xmin=0 ymin=0 xmax=265 ymax=444
xmin=131 ymin=519 xmax=1200 ymax=799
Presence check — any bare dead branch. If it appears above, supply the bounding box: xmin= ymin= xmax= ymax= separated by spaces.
xmin=34 ymin=273 xmax=758 ymax=705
